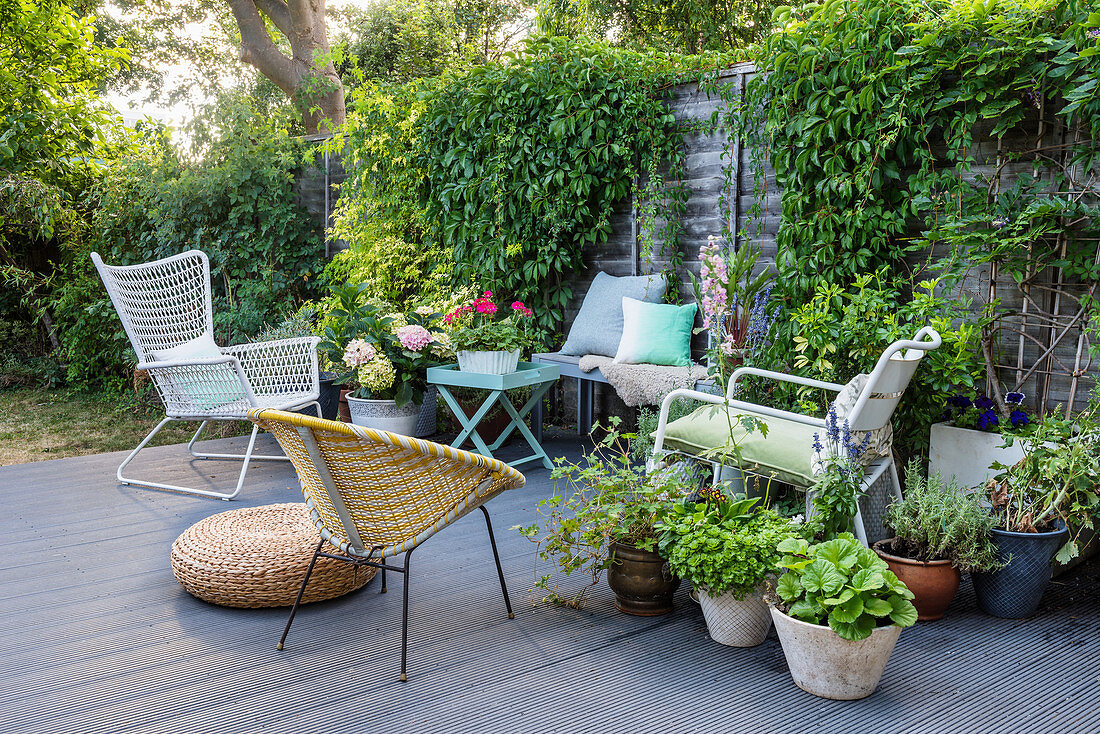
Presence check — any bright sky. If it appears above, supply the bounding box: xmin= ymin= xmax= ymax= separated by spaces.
xmin=105 ymin=1 xmax=376 ymax=133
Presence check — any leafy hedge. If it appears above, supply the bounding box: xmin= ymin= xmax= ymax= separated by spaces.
xmin=332 ymin=36 xmax=738 ymax=338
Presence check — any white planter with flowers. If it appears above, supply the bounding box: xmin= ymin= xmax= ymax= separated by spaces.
xmin=929 ymin=391 xmax=1032 ymax=491
xmin=346 ymin=396 xmax=419 ymax=435
xmin=445 ymin=291 xmax=534 ymax=375
xmin=317 ymin=286 xmax=445 ymax=437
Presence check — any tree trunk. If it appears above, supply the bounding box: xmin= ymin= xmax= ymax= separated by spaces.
xmin=226 ymin=0 xmax=345 ymax=134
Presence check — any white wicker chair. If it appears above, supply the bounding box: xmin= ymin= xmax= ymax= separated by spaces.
xmin=91 ymin=250 xmax=322 ymax=500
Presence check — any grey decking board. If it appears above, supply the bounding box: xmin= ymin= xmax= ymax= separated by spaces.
xmin=1 ymin=435 xmax=1098 ymax=734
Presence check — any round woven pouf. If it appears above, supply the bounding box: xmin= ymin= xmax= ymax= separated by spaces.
xmin=170 ymin=503 xmax=375 ymax=608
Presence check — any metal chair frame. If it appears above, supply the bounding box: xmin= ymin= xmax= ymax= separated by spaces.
xmin=250 ymin=409 xmax=525 ymax=681
xmin=653 ymin=327 xmax=942 ymax=545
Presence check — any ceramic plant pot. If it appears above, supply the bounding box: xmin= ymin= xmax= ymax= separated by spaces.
xmin=770 ymin=606 xmax=902 ymax=700
xmin=928 ymin=422 xmax=1026 ymax=491
xmin=456 ymin=349 xmax=521 ymax=375
xmin=345 ymin=396 xmax=419 ymax=436
xmin=317 ymin=372 xmax=340 ymax=421
xmin=696 ymin=586 xmax=772 ymax=647
xmin=414 ymin=386 xmax=437 ymax=438
xmin=606 ymin=541 xmax=680 ymax=616
xmin=972 ymin=524 xmax=1069 ymax=619
xmin=873 ymin=539 xmax=961 ymax=621
xmin=338 ymin=388 xmax=352 ymax=422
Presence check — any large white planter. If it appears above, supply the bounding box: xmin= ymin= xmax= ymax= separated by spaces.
xmin=456 ymin=349 xmax=520 ymax=375
xmin=697 ymin=587 xmax=772 ymax=647
xmin=928 ymin=422 xmax=1026 ymax=491
xmin=770 ymin=606 xmax=902 ymax=700
xmin=346 ymin=396 xmax=419 ymax=436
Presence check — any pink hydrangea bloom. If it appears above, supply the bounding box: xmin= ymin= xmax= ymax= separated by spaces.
xmin=343 ymin=338 xmax=376 ymax=367
xmin=396 ymin=324 xmax=432 ymax=351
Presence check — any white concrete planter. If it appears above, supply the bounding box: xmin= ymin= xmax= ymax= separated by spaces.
xmin=770 ymin=606 xmax=902 ymax=700
xmin=697 ymin=587 xmax=772 ymax=647
xmin=456 ymin=349 xmax=520 ymax=375
xmin=346 ymin=396 xmax=419 ymax=436
xmin=928 ymin=422 xmax=1026 ymax=491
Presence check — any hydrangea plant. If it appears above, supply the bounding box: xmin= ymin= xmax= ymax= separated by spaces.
xmin=773 ymin=534 xmax=918 ymax=641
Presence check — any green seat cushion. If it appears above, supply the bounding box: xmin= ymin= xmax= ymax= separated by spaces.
xmin=659 ymin=404 xmax=817 ymax=487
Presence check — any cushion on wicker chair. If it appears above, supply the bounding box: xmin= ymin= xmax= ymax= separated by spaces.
xmin=659 ymin=405 xmax=817 ymax=487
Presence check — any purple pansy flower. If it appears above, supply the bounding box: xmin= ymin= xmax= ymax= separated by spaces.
xmin=975 ymin=395 xmax=996 ymax=410
xmin=1005 ymin=392 xmax=1024 ymax=405
xmin=977 ymin=410 xmax=999 ymax=431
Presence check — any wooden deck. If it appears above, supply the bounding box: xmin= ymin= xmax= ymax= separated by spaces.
xmin=3 ymin=431 xmax=1100 ymax=734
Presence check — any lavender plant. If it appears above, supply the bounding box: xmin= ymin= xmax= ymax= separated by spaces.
xmin=809 ymin=406 xmax=871 ymax=540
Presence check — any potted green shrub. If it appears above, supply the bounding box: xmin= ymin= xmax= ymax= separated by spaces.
xmin=770 ymin=534 xmax=918 ymax=700
xmin=444 ymin=291 xmax=535 ymax=374
xmin=873 ymin=462 xmax=1001 ymax=620
xmin=318 ymin=283 xmax=443 ymax=435
xmin=657 ymin=489 xmax=804 ymax=646
xmin=516 ymin=418 xmax=683 ymax=614
xmin=973 ymin=407 xmax=1100 ymax=618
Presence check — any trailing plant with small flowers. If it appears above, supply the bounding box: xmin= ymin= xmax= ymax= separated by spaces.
xmin=317 ymin=282 xmax=443 ymax=407
xmin=444 ymin=291 xmax=536 ymax=353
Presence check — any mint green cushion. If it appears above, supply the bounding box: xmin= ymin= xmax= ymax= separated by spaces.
xmin=659 ymin=405 xmax=817 ymax=487
xmin=613 ymin=297 xmax=697 ymax=366
xmin=150 ymin=334 xmax=246 ymax=410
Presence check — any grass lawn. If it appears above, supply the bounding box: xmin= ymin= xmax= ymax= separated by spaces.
xmin=0 ymin=387 xmax=248 ymax=466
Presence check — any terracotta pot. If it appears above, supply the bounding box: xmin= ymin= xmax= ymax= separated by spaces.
xmin=456 ymin=397 xmax=513 ymax=448
xmin=338 ymin=389 xmax=352 ymax=423
xmin=606 ymin=541 xmax=680 ymax=616
xmin=873 ymin=539 xmax=961 ymax=621
xmin=771 ymin=606 xmax=902 ymax=700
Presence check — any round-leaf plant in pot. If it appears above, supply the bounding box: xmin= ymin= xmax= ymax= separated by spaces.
xmin=516 ymin=418 xmax=683 ymax=614
xmin=770 ymin=534 xmax=918 ymax=700
xmin=973 ymin=407 xmax=1100 ymax=619
xmin=317 ymin=283 xmax=443 ymax=435
xmin=657 ymin=487 xmax=805 ymax=647
xmin=444 ymin=291 xmax=535 ymax=374
xmin=873 ymin=461 xmax=1001 ymax=621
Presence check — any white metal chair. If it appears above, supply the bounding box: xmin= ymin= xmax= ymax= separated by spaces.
xmin=653 ymin=327 xmax=942 ymax=545
xmin=92 ymin=250 xmax=322 ymax=500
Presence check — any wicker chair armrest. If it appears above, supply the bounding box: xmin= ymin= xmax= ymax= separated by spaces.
xmin=136 ymin=356 xmax=257 ymax=414
xmin=222 ymin=337 xmax=320 ymax=397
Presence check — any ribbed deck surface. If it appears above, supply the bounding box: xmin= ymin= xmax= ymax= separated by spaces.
xmin=3 ymin=433 xmax=1099 ymax=734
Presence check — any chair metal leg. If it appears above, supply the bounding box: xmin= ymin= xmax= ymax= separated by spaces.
xmin=117 ymin=417 xmax=249 ymax=500
xmin=381 ymin=567 xmax=387 ymax=593
xmin=277 ymin=538 xmax=325 ymax=651
xmin=480 ymin=506 xmax=514 ymax=620
xmin=400 ymin=548 xmax=415 ymax=682
xmin=188 ymin=417 xmax=290 ymax=462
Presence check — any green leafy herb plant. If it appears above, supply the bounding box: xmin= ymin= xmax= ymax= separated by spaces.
xmin=773 ymin=534 xmax=918 ymax=641
xmin=657 ymin=489 xmax=804 ymax=599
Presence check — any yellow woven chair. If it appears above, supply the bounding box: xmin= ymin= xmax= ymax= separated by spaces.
xmin=248 ymin=408 xmax=527 ymax=681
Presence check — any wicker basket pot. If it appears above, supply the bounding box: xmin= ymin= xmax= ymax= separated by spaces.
xmin=697 ymin=586 xmax=772 ymax=647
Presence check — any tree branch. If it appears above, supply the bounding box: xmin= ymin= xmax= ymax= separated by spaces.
xmin=253 ymin=0 xmax=293 ymax=39
xmin=226 ymin=0 xmax=298 ymax=95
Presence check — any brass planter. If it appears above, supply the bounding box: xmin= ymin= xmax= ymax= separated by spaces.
xmin=606 ymin=541 xmax=680 ymax=616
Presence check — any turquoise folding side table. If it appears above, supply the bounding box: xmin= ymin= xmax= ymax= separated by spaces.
xmin=427 ymin=362 xmax=560 ymax=470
